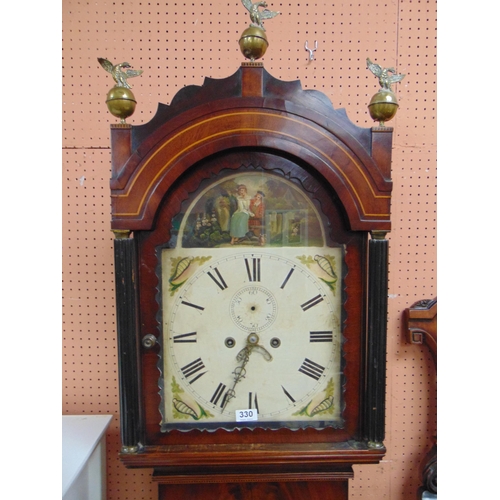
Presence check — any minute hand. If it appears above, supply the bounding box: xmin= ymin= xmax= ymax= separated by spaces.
xmin=222 ymin=344 xmax=253 ymax=409
xmin=222 ymin=333 xmax=272 ymax=409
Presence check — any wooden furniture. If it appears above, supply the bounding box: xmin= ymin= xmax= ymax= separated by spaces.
xmin=109 ymin=63 xmax=394 ymax=499
xmin=405 ymin=299 xmax=437 ymax=499
xmin=405 ymin=298 xmax=437 ymax=366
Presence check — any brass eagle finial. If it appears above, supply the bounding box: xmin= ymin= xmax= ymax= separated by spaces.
xmin=241 ymin=0 xmax=280 ymax=31
xmin=97 ymin=57 xmax=143 ymax=89
xmin=366 ymin=58 xmax=405 ymax=91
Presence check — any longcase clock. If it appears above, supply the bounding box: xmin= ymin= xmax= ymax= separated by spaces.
xmin=109 ymin=62 xmax=393 ymax=499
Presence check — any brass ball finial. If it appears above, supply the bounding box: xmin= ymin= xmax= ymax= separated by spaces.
xmin=98 ymin=57 xmax=143 ymax=123
xmin=368 ymin=90 xmax=399 ymax=127
xmin=239 ymin=26 xmax=269 ymax=61
xmin=366 ymin=57 xmax=405 ymax=126
xmin=105 ymin=87 xmax=138 ymax=123
xmin=239 ymin=1 xmax=280 ymax=61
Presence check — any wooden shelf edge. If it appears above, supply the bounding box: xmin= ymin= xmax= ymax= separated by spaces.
xmin=151 ymin=470 xmax=355 ymax=484
xmin=120 ymin=443 xmax=386 ymax=469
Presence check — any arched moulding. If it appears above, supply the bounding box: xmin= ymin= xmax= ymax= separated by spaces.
xmin=110 ymin=64 xmax=393 ymax=233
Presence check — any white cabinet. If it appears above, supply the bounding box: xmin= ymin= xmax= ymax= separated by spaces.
xmin=62 ymin=415 xmax=113 ymax=500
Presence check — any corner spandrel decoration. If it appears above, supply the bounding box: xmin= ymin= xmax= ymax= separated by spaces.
xmin=98 ymin=57 xmax=143 ymax=123
xmin=366 ymin=57 xmax=405 ymax=127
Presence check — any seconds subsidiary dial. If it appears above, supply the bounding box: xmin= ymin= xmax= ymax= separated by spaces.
xmin=162 ymin=250 xmax=343 ymax=431
xmin=230 ymin=284 xmax=278 ymax=332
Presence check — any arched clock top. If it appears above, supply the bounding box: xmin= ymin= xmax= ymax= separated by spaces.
xmin=110 ymin=63 xmax=393 ymax=233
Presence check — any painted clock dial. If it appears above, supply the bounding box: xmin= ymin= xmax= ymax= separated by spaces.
xmin=160 ymin=172 xmax=344 ymax=432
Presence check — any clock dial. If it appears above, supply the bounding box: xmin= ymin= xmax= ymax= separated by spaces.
xmin=161 ymin=249 xmax=343 ymax=431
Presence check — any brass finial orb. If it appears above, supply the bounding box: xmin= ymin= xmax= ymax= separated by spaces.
xmin=105 ymin=87 xmax=137 ymax=123
xmin=239 ymin=26 xmax=269 ymax=61
xmin=366 ymin=57 xmax=405 ymax=126
xmin=98 ymin=58 xmax=143 ymax=123
xmin=368 ymin=89 xmax=399 ymax=126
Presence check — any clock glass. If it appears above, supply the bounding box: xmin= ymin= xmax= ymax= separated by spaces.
xmin=160 ymin=172 xmax=344 ymax=432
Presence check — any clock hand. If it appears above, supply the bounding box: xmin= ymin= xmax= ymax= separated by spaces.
xmin=237 ymin=333 xmax=273 ymax=361
xmin=223 ymin=333 xmax=272 ymax=409
xmin=222 ymin=344 xmax=252 ymax=409
xmin=236 ymin=344 xmax=254 ymax=364
xmin=235 ymin=343 xmax=272 ymax=363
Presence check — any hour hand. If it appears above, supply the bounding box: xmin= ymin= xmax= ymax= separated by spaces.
xmin=251 ymin=344 xmax=272 ymax=361
xmin=237 ymin=332 xmax=273 ymax=361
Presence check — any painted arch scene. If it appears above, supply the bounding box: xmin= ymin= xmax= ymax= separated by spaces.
xmin=176 ymin=172 xmax=326 ymax=249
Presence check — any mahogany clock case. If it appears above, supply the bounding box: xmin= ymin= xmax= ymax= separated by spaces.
xmin=110 ymin=65 xmax=392 ymax=476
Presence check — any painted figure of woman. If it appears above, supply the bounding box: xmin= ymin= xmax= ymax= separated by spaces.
xmin=230 ymin=184 xmax=254 ymax=244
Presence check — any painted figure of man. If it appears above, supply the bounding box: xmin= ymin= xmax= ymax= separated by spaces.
xmin=249 ymin=190 xmax=266 ymax=244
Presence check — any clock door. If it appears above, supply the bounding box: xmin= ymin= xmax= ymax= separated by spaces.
xmin=135 ymin=150 xmax=367 ymax=447
xmin=158 ymin=170 xmax=344 ymax=432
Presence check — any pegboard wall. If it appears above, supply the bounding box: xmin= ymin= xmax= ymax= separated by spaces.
xmin=62 ymin=1 xmax=436 ymax=499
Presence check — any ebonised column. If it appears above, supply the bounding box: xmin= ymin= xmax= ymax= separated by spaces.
xmin=113 ymin=230 xmax=142 ymax=452
xmin=363 ymin=230 xmax=389 ymax=447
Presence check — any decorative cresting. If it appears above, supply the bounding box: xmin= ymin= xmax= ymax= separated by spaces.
xmin=110 ymin=65 xmax=393 ymax=232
